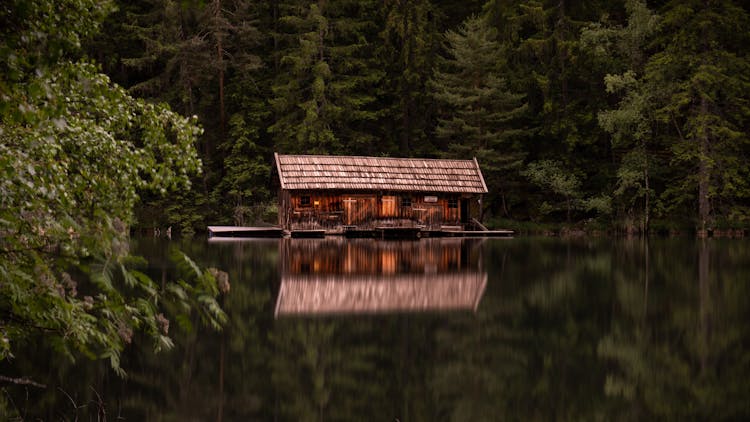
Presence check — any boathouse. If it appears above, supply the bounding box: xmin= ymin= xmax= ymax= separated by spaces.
xmin=274 ymin=153 xmax=488 ymax=231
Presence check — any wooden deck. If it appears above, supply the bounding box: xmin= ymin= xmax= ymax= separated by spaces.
xmin=208 ymin=225 xmax=513 ymax=239
xmin=340 ymin=226 xmax=513 ymax=239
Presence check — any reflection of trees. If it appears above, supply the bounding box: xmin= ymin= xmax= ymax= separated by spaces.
xmin=430 ymin=237 xmax=750 ymax=420
xmin=107 ymin=239 xmax=277 ymax=420
xmin=431 ymin=237 xmax=618 ymax=420
xmin=599 ymin=239 xmax=750 ymax=419
xmin=270 ymin=319 xmax=392 ymax=421
xmin=5 ymin=238 xmax=749 ymax=419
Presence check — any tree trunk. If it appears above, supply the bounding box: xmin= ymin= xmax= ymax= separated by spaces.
xmin=216 ymin=0 xmax=225 ymax=140
xmin=698 ymin=96 xmax=711 ymax=231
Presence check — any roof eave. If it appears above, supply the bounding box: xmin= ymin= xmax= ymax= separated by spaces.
xmin=474 ymin=157 xmax=489 ymax=194
xmin=274 ymin=152 xmax=286 ymax=190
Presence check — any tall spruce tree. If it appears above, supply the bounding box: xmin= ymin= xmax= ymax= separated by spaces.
xmin=431 ymin=15 xmax=528 ymax=217
xmin=647 ymin=0 xmax=750 ymax=230
xmin=212 ymin=0 xmax=272 ymax=223
xmin=380 ymin=0 xmax=440 ymax=156
xmin=270 ymin=1 xmax=339 ymax=154
xmin=269 ymin=0 xmax=381 ymax=155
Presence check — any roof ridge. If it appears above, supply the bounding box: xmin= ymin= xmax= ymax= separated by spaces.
xmin=276 ymin=153 xmax=477 ymax=163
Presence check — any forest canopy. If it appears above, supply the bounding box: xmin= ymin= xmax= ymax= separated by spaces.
xmin=76 ymin=0 xmax=750 ymax=234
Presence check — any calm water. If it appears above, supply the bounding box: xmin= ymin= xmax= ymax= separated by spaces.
xmin=4 ymin=236 xmax=750 ymax=420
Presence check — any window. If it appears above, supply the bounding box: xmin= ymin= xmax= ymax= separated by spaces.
xmin=300 ymin=196 xmax=311 ymax=207
xmin=448 ymin=198 xmax=458 ymax=209
xmin=401 ymin=196 xmax=412 ymax=207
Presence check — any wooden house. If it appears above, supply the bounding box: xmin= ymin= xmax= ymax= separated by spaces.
xmin=274 ymin=153 xmax=488 ymax=231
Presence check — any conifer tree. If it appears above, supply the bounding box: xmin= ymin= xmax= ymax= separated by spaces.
xmin=270 ymin=0 xmax=381 ymax=155
xmin=647 ymin=0 xmax=750 ymax=229
xmin=380 ymin=0 xmax=440 ymax=156
xmin=212 ymin=0 xmax=272 ymax=222
xmin=431 ymin=16 xmax=528 ymax=217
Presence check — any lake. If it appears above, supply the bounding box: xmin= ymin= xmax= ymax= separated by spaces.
xmin=4 ymin=236 xmax=750 ymax=420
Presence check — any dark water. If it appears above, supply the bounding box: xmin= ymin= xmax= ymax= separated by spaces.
xmin=4 ymin=237 xmax=750 ymax=420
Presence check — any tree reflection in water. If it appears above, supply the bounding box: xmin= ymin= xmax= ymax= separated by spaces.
xmin=1 ymin=237 xmax=749 ymax=420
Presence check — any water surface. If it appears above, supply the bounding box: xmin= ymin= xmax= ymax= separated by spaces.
xmin=5 ymin=236 xmax=750 ymax=420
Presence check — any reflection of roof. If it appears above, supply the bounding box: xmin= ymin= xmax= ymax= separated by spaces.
xmin=274 ymin=153 xmax=488 ymax=193
xmin=274 ymin=272 xmax=488 ymax=316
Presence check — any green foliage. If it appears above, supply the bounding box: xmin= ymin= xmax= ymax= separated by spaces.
xmin=269 ymin=0 xmax=383 ymax=156
xmin=380 ymin=0 xmax=441 ymax=155
xmin=646 ymin=0 xmax=750 ymax=228
xmin=0 ymin=0 xmax=225 ymax=372
xmin=270 ymin=2 xmax=340 ymax=154
xmin=523 ymin=160 xmax=612 ymax=221
xmin=430 ymin=15 xmax=529 ymax=217
xmin=583 ymin=0 xmax=661 ymax=231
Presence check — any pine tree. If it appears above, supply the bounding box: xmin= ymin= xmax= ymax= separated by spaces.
xmin=380 ymin=0 xmax=440 ymax=156
xmin=119 ymin=0 xmax=210 ymax=117
xmin=430 ymin=15 xmax=529 ymax=217
xmin=212 ymin=0 xmax=272 ymax=221
xmin=648 ymin=0 xmax=750 ymax=229
xmin=483 ymin=0 xmax=616 ymax=221
xmin=269 ymin=0 xmax=382 ymax=155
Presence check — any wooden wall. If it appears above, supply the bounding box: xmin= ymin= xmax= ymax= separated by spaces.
xmin=280 ymin=190 xmax=480 ymax=230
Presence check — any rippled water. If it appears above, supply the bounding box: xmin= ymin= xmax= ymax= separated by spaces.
xmin=5 ymin=236 xmax=750 ymax=420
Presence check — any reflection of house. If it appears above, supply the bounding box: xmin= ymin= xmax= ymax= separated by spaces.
xmin=275 ymin=238 xmax=488 ymax=316
xmin=275 ymin=273 xmax=488 ymax=316
xmin=274 ymin=153 xmax=488 ymax=231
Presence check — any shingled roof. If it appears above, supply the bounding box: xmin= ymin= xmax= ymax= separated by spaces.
xmin=274 ymin=153 xmax=488 ymax=193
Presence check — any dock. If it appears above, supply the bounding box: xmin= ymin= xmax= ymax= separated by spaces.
xmin=376 ymin=226 xmax=422 ymax=239
xmin=339 ymin=225 xmax=513 ymax=239
xmin=290 ymin=229 xmax=326 ymax=238
xmin=208 ymin=225 xmax=513 ymax=239
xmin=207 ymin=226 xmax=284 ymax=238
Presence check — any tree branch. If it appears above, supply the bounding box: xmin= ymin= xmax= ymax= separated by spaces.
xmin=0 ymin=375 xmax=47 ymax=388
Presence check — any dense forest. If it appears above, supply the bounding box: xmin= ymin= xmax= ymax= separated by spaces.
xmin=81 ymin=0 xmax=750 ymax=234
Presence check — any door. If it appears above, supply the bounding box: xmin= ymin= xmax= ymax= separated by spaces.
xmin=343 ymin=198 xmax=357 ymax=225
xmin=461 ymin=199 xmax=469 ymax=224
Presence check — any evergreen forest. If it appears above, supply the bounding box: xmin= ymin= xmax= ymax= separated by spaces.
xmin=85 ymin=0 xmax=750 ymax=234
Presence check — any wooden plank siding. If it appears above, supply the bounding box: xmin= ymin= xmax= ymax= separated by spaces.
xmin=275 ymin=154 xmax=487 ymax=231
